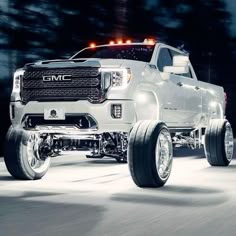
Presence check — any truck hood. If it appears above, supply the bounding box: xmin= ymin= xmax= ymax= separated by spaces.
xmin=24 ymin=58 xmax=147 ymax=70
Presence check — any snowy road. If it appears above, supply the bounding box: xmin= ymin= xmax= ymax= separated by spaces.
xmin=0 ymin=147 xmax=236 ymax=236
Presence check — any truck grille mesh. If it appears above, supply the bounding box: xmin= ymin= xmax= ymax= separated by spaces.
xmin=21 ymin=67 xmax=104 ymax=103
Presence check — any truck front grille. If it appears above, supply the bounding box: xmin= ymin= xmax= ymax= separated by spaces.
xmin=21 ymin=67 xmax=105 ymax=103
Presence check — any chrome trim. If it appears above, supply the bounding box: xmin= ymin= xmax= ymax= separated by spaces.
xmin=155 ymin=129 xmax=173 ymax=181
xmin=224 ymin=122 xmax=234 ymax=161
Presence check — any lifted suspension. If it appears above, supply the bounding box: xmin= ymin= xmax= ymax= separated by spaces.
xmin=36 ymin=132 xmax=128 ymax=161
xmin=172 ymin=128 xmax=205 ymax=149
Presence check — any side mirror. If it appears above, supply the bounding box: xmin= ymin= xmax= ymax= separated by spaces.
xmin=163 ymin=55 xmax=189 ymax=74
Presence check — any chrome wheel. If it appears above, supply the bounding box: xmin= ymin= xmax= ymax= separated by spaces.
xmin=224 ymin=123 xmax=234 ymax=161
xmin=27 ymin=133 xmax=51 ymax=173
xmin=155 ymin=130 xmax=173 ymax=181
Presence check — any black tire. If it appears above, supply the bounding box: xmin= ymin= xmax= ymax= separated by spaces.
xmin=128 ymin=121 xmax=173 ymax=188
xmin=205 ymin=119 xmax=234 ymax=166
xmin=4 ymin=126 xmax=51 ymax=180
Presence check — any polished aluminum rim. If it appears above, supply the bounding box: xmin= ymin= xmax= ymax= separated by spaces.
xmin=27 ymin=133 xmax=50 ymax=173
xmin=224 ymin=123 xmax=234 ymax=161
xmin=155 ymin=130 xmax=173 ymax=181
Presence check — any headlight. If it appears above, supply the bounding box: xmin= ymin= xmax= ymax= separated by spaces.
xmin=11 ymin=69 xmax=24 ymax=101
xmin=100 ymin=68 xmax=132 ymax=90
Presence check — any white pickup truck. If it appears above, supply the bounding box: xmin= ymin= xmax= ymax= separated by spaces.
xmin=5 ymin=41 xmax=234 ymax=188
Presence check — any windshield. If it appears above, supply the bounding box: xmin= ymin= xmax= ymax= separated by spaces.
xmin=72 ymin=45 xmax=155 ymax=62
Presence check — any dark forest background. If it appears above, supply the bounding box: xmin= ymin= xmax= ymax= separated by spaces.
xmin=0 ymin=0 xmax=236 ymax=155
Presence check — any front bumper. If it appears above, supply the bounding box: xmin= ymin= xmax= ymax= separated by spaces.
xmin=10 ymin=100 xmax=136 ymax=133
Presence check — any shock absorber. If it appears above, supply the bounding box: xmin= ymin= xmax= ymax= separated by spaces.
xmin=38 ymin=134 xmax=54 ymax=160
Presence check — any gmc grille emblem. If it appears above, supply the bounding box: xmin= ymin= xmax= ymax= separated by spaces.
xmin=42 ymin=75 xmax=72 ymax=82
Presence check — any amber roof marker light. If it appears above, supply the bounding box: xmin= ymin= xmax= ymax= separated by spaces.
xmin=117 ymin=39 xmax=123 ymax=44
xmin=108 ymin=39 xmax=132 ymax=45
xmin=143 ymin=38 xmax=156 ymax=45
xmin=89 ymin=42 xmax=96 ymax=48
xmin=88 ymin=38 xmax=154 ymax=47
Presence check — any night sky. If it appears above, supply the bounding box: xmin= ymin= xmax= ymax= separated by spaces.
xmin=146 ymin=0 xmax=236 ymax=36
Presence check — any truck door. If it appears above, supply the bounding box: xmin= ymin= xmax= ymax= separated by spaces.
xmin=156 ymin=47 xmax=186 ymax=125
xmin=169 ymin=49 xmax=202 ymax=125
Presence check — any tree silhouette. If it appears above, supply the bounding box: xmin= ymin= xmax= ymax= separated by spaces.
xmin=125 ymin=0 xmax=158 ymax=40
xmin=0 ymin=0 xmax=119 ymax=67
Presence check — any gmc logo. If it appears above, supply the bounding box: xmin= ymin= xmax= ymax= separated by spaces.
xmin=42 ymin=75 xmax=72 ymax=82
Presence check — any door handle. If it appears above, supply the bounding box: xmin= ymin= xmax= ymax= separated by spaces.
xmin=176 ymin=82 xmax=183 ymax=87
xmin=195 ymin=86 xmax=200 ymax=90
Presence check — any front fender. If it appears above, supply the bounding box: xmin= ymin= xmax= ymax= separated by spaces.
xmin=134 ymin=90 xmax=161 ymax=121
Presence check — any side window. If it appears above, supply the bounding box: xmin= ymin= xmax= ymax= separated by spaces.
xmin=170 ymin=49 xmax=192 ymax=78
xmin=157 ymin=48 xmax=172 ymax=72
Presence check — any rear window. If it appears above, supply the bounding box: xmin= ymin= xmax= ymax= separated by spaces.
xmin=72 ymin=45 xmax=155 ymax=62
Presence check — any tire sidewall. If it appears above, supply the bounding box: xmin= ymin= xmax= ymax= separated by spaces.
xmin=205 ymin=119 xmax=233 ymax=166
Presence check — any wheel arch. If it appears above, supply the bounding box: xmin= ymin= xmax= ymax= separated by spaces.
xmin=208 ymin=101 xmax=224 ymax=121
